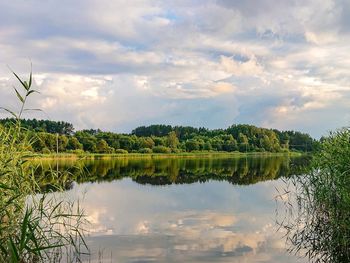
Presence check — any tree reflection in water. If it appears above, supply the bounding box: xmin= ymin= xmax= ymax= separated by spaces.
xmin=32 ymin=155 xmax=313 ymax=262
xmin=34 ymin=155 xmax=310 ymax=190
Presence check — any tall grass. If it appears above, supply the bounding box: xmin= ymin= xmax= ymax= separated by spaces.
xmin=0 ymin=69 xmax=88 ymax=262
xmin=276 ymin=128 xmax=350 ymax=263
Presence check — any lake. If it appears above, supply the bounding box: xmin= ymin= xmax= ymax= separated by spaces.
xmin=41 ymin=155 xmax=310 ymax=263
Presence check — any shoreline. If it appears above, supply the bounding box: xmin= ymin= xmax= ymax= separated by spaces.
xmin=26 ymin=151 xmax=306 ymax=160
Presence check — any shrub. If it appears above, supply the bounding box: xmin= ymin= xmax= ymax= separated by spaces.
xmin=185 ymin=139 xmax=199 ymax=152
xmin=277 ymin=128 xmax=350 ymax=262
xmin=115 ymin=149 xmax=128 ymax=154
xmin=42 ymin=147 xmax=51 ymax=154
xmin=139 ymin=148 xmax=153 ymax=153
xmin=152 ymin=146 xmax=171 ymax=153
xmin=171 ymin=148 xmax=182 ymax=153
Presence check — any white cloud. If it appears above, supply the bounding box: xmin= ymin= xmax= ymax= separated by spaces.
xmin=0 ymin=0 xmax=349 ymax=137
xmin=304 ymin=31 xmax=338 ymax=44
xmin=220 ymin=55 xmax=264 ymax=77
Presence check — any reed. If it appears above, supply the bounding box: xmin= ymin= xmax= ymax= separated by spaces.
xmin=0 ymin=69 xmax=88 ymax=262
xmin=276 ymin=128 xmax=350 ymax=263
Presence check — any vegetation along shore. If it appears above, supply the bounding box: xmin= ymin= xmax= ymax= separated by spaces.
xmin=0 ymin=118 xmax=319 ymax=156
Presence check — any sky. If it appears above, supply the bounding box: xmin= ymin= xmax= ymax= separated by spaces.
xmin=0 ymin=0 xmax=349 ymax=138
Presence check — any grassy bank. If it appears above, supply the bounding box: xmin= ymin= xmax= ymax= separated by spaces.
xmin=27 ymin=151 xmax=305 ymax=160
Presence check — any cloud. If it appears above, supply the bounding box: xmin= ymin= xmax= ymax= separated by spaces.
xmin=220 ymin=55 xmax=264 ymax=77
xmin=304 ymin=31 xmax=338 ymax=44
xmin=0 ymin=0 xmax=349 ymax=137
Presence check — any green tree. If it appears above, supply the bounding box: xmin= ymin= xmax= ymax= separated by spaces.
xmin=203 ymin=141 xmax=212 ymax=151
xmin=31 ymin=133 xmax=46 ymax=152
xmin=185 ymin=139 xmax=199 ymax=152
xmin=119 ymin=136 xmax=134 ymax=151
xmin=152 ymin=146 xmax=171 ymax=153
xmin=57 ymin=135 xmax=68 ymax=152
xmin=96 ymin=139 xmax=109 ymax=153
xmin=75 ymin=131 xmax=97 ymax=152
xmin=153 ymin=137 xmax=165 ymax=146
xmin=67 ymin=137 xmax=83 ymax=150
xmin=223 ymin=138 xmax=238 ymax=152
xmin=238 ymin=133 xmax=249 ymax=152
xmin=166 ymin=131 xmax=179 ymax=149
xmin=139 ymin=137 xmax=155 ymax=149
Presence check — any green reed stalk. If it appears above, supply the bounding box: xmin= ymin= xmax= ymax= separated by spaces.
xmin=0 ymin=68 xmax=88 ymax=262
xmin=276 ymin=129 xmax=350 ymax=263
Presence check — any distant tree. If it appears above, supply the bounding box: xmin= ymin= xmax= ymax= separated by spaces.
xmin=0 ymin=118 xmax=75 ymax=135
xmin=75 ymin=131 xmax=97 ymax=152
xmin=132 ymin=125 xmax=172 ymax=137
xmin=223 ymin=138 xmax=238 ymax=152
xmin=57 ymin=135 xmax=68 ymax=152
xmin=203 ymin=141 xmax=212 ymax=151
xmin=166 ymin=131 xmax=179 ymax=149
xmin=40 ymin=133 xmax=56 ymax=151
xmin=211 ymin=137 xmax=223 ymax=151
xmin=139 ymin=137 xmax=155 ymax=149
xmin=153 ymin=137 xmax=165 ymax=146
xmin=32 ymin=133 xmax=46 ymax=152
xmin=283 ymin=130 xmax=317 ymax=152
xmin=67 ymin=137 xmax=83 ymax=150
xmin=138 ymin=148 xmax=153 ymax=153
xmin=238 ymin=133 xmax=249 ymax=152
xmin=119 ymin=136 xmax=134 ymax=151
xmin=80 ymin=129 xmax=102 ymax=136
xmin=152 ymin=146 xmax=171 ymax=153
xmin=260 ymin=135 xmax=273 ymax=152
xmin=96 ymin=139 xmax=109 ymax=153
xmin=96 ymin=132 xmax=120 ymax=149
xmin=185 ymin=139 xmax=200 ymax=152
xmin=0 ymin=117 xmax=316 ymax=154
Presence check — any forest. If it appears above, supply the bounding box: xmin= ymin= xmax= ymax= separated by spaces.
xmin=0 ymin=118 xmax=319 ymax=154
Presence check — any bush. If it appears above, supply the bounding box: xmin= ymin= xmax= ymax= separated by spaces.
xmin=278 ymin=128 xmax=350 ymax=262
xmin=185 ymin=139 xmax=200 ymax=152
xmin=171 ymin=148 xmax=182 ymax=153
xmin=152 ymin=146 xmax=171 ymax=153
xmin=281 ymin=148 xmax=289 ymax=153
xmin=107 ymin=146 xmax=115 ymax=153
xmin=115 ymin=149 xmax=128 ymax=154
xmin=42 ymin=147 xmax=51 ymax=154
xmin=139 ymin=148 xmax=153 ymax=153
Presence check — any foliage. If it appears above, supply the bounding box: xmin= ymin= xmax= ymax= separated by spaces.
xmin=185 ymin=139 xmax=200 ymax=152
xmin=138 ymin=148 xmax=153 ymax=153
xmin=277 ymin=128 xmax=350 ymax=263
xmin=152 ymin=146 xmax=171 ymax=153
xmin=66 ymin=136 xmax=83 ymax=151
xmin=0 ymin=121 xmax=319 ymax=155
xmin=0 ymin=118 xmax=74 ymax=135
xmin=166 ymin=131 xmax=179 ymax=149
xmin=36 ymin=156 xmax=311 ymax=189
xmin=114 ymin=149 xmax=128 ymax=154
xmin=0 ymin=69 xmax=87 ymax=262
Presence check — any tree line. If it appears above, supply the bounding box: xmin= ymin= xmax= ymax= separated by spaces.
xmin=0 ymin=118 xmax=319 ymax=154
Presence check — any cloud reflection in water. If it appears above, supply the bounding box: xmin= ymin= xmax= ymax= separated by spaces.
xmin=73 ymin=178 xmax=305 ymax=263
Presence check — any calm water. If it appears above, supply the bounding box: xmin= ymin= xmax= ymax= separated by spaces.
xmin=42 ymin=155 xmax=310 ymax=263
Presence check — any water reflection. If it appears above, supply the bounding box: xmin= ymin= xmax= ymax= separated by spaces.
xmin=37 ymin=155 xmax=310 ymax=189
xmin=40 ymin=156 xmax=310 ymax=263
xmin=277 ymin=159 xmax=350 ymax=262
